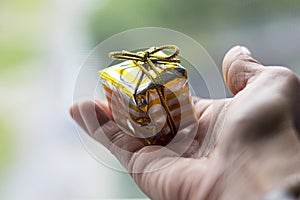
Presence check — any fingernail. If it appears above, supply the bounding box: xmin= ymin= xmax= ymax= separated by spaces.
xmin=241 ymin=46 xmax=251 ymax=55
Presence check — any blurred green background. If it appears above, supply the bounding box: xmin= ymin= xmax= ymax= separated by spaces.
xmin=0 ymin=0 xmax=300 ymax=199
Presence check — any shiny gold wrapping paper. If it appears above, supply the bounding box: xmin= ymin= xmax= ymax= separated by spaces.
xmin=98 ymin=48 xmax=196 ymax=145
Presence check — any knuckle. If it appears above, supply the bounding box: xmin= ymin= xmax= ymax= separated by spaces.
xmin=226 ymin=104 xmax=287 ymax=143
xmin=270 ymin=67 xmax=300 ymax=98
xmin=272 ymin=67 xmax=299 ymax=86
xmin=273 ymin=66 xmax=294 ymax=75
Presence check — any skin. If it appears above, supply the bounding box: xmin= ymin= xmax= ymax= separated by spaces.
xmin=70 ymin=46 xmax=300 ymax=200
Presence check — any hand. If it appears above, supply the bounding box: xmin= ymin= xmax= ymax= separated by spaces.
xmin=70 ymin=46 xmax=300 ymax=200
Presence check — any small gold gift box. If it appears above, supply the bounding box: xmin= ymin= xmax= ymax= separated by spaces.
xmin=98 ymin=45 xmax=196 ymax=145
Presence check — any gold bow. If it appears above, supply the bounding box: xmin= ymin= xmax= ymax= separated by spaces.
xmin=109 ymin=45 xmax=180 ymax=63
xmin=109 ymin=45 xmax=181 ymax=139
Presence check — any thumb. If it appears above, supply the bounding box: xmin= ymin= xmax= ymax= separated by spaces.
xmin=222 ymin=46 xmax=264 ymax=95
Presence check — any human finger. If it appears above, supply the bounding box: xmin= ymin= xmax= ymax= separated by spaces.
xmin=222 ymin=45 xmax=264 ymax=95
xmin=70 ymin=100 xmax=146 ymax=167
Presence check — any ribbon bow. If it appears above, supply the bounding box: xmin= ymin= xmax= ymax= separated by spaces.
xmin=109 ymin=45 xmax=180 ymax=63
xmin=109 ymin=45 xmax=181 ymax=141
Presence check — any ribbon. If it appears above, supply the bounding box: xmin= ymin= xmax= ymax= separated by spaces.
xmin=109 ymin=45 xmax=181 ymax=138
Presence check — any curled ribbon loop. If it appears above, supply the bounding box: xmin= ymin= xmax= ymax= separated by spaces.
xmin=109 ymin=45 xmax=181 ymax=141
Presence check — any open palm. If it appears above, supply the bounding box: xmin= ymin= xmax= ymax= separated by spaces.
xmin=71 ymin=46 xmax=300 ymax=200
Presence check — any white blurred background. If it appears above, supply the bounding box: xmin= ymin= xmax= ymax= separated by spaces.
xmin=0 ymin=0 xmax=145 ymax=199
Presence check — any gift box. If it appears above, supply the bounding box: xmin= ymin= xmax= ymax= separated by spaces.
xmin=98 ymin=45 xmax=197 ymax=145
